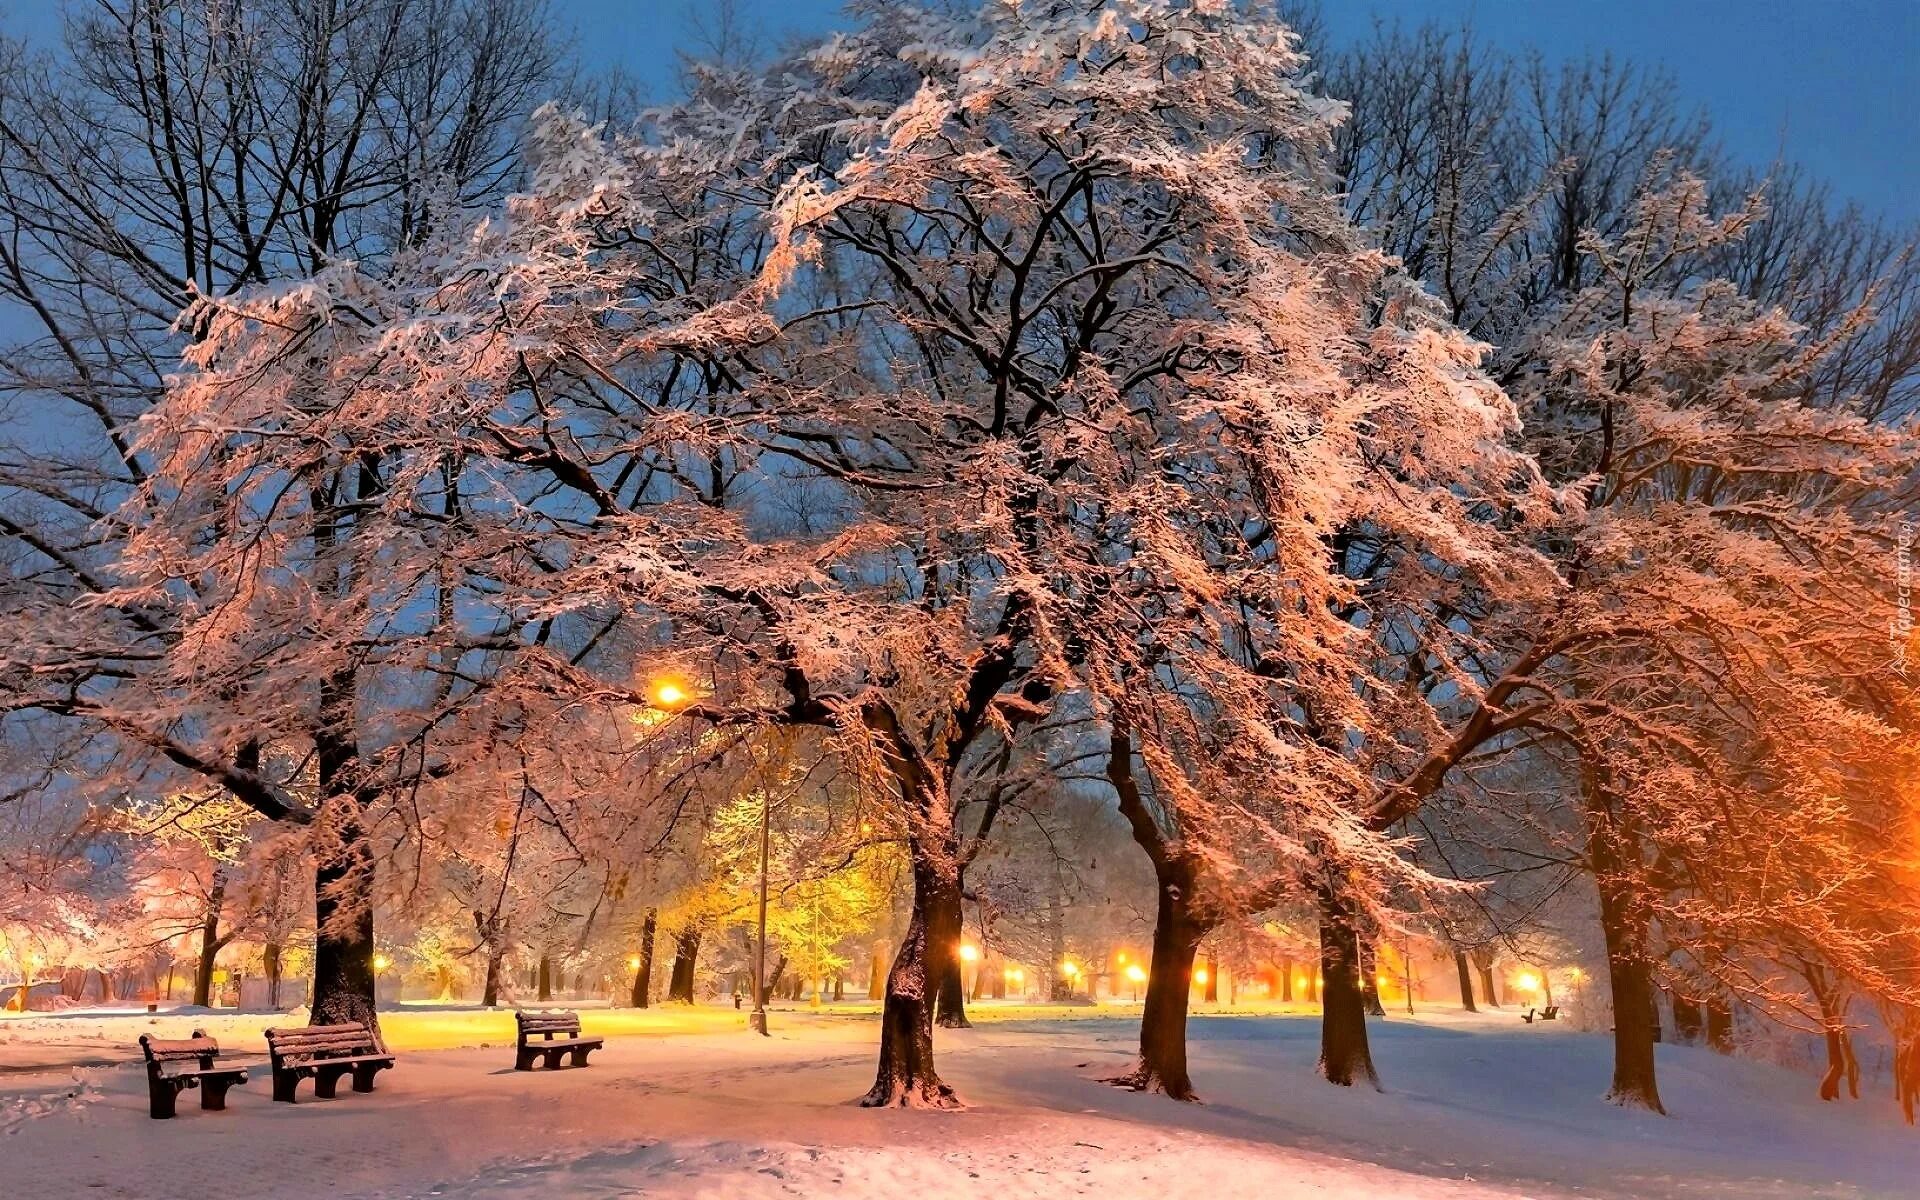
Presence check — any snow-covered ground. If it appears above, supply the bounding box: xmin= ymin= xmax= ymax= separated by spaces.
xmin=2 ymin=1003 xmax=1913 ymax=1199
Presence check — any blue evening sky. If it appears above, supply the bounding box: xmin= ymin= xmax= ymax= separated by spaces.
xmin=0 ymin=0 xmax=1913 ymax=220
xmin=557 ymin=0 xmax=1919 ymax=223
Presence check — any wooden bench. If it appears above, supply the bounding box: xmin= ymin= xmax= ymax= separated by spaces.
xmin=1541 ymin=1005 xmax=1560 ymax=1021
xmin=139 ymin=1031 xmax=247 ymax=1120
xmin=514 ymin=1010 xmax=604 ymax=1071
xmin=264 ymin=1022 xmax=394 ymax=1103
xmin=1521 ymin=1007 xmax=1538 ymax=1023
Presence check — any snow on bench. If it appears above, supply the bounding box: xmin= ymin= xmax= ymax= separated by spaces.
xmin=514 ymin=1010 xmax=604 ymax=1071
xmin=139 ymin=1031 xmax=248 ymax=1120
xmin=264 ymin=1022 xmax=394 ymax=1103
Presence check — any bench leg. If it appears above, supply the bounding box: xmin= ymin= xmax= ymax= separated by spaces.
xmin=313 ymin=1065 xmax=351 ymax=1099
xmin=351 ymin=1063 xmax=383 ymax=1093
xmin=147 ymin=1081 xmax=179 ymax=1120
xmin=201 ymin=1078 xmax=237 ymax=1111
xmin=542 ymin=1048 xmax=564 ymax=1070
xmin=515 ymin=1047 xmax=537 ymax=1071
xmin=570 ymin=1046 xmax=592 ymax=1068
xmin=272 ymin=1068 xmax=301 ymax=1103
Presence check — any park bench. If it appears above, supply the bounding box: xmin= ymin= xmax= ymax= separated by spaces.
xmin=514 ymin=1009 xmax=604 ymax=1071
xmin=1521 ymin=1007 xmax=1538 ymax=1023
xmin=1542 ymin=1005 xmax=1560 ymax=1020
xmin=264 ymin=1021 xmax=394 ymax=1103
xmin=138 ymin=1031 xmax=247 ymax=1120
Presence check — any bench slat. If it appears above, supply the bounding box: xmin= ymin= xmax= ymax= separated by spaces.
xmin=268 ymin=1023 xmax=373 ymax=1040
xmin=143 ymin=1037 xmax=219 ymax=1061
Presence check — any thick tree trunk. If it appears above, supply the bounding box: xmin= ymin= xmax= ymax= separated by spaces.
xmin=631 ymin=909 xmax=657 ymax=1008
xmin=868 ymin=941 xmax=886 ymax=1000
xmin=1316 ymin=886 xmax=1378 ymax=1088
xmin=265 ymin=942 xmax=283 ymax=1009
xmin=1454 ymin=950 xmax=1477 ymax=1012
xmin=667 ymin=926 xmax=701 ymax=1003
xmin=834 ymin=975 xmax=845 ymax=1002
xmin=1105 ymin=871 xmax=1209 ymax=1100
xmin=1359 ymin=938 xmax=1386 ymax=1018
xmin=933 ymin=872 xmax=970 ymax=1028
xmin=1473 ymin=950 xmax=1500 ymax=1008
xmin=537 ymin=955 xmax=553 ymax=1001
xmin=193 ymin=877 xmax=226 ymax=1008
xmin=862 ymin=846 xmax=960 ymax=1108
xmin=1279 ymin=955 xmax=1294 ymax=1002
xmin=311 ymin=814 xmax=378 ymax=1033
xmin=1591 ymin=837 xmax=1665 ymax=1113
xmin=1204 ymin=950 xmax=1219 ymax=1004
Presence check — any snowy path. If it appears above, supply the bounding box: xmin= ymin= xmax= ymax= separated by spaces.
xmin=2 ymin=1008 xmax=1913 ymax=1198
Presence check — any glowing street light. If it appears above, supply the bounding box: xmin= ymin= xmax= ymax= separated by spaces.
xmin=652 ymin=679 xmax=689 ymax=708
xmin=959 ymin=944 xmax=979 ymax=963
xmin=373 ymin=953 xmax=392 ymax=974
xmin=1193 ymin=967 xmax=1209 ymax=986
xmin=1125 ymin=962 xmax=1146 ymax=1002
xmin=1515 ymin=970 xmax=1542 ymax=994
xmin=627 ymin=954 xmax=642 ymax=972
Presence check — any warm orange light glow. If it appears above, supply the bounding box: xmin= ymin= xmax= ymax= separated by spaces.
xmin=1194 ymin=968 xmax=1209 ymax=984
xmin=373 ymin=953 xmax=392 ymax=973
xmin=1125 ymin=964 xmax=1147 ymax=983
xmin=959 ymin=944 xmax=979 ymax=963
xmin=652 ymin=679 xmax=689 ymax=708
xmin=1010 ymin=969 xmax=1024 ymax=984
xmin=1116 ymin=951 xmax=1128 ymax=965
xmin=627 ymin=955 xmax=642 ymax=971
xmin=1516 ymin=971 xmax=1542 ymax=993
xmin=1565 ymin=966 xmax=1586 ymax=984
xmin=1060 ymin=961 xmax=1079 ymax=977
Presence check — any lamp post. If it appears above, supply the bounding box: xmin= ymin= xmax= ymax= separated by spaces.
xmin=1125 ymin=963 xmax=1146 ymax=1002
xmin=1059 ymin=960 xmax=1078 ymax=1001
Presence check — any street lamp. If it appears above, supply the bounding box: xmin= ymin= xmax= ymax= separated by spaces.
xmin=1125 ymin=963 xmax=1146 ymax=1002
xmin=1059 ymin=960 xmax=1079 ymax=1000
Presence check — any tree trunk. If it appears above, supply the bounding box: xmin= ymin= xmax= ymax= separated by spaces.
xmin=760 ymin=953 xmax=788 ymax=1005
xmin=1454 ymin=950 xmax=1477 ymax=1012
xmin=537 ymin=955 xmax=553 ymax=1001
xmin=1047 ymin=886 xmax=1067 ymax=1001
xmin=475 ymin=913 xmax=507 ymax=1008
xmin=1471 ymin=946 xmax=1500 ymax=1007
xmin=1670 ymin=992 xmax=1703 ymax=1044
xmin=1204 ymin=950 xmax=1219 ymax=1005
xmin=834 ymin=975 xmax=845 ymax=1002
xmin=1316 ymin=885 xmax=1378 ymax=1088
xmin=193 ymin=876 xmax=226 ymax=1008
xmin=1810 ymin=968 xmax=1859 ymax=1102
xmin=1359 ymin=938 xmax=1385 ymax=1018
xmin=1279 ymin=955 xmax=1294 ymax=1002
xmin=1105 ymin=870 xmax=1209 ymax=1100
xmin=868 ymin=940 xmax=886 ymax=1001
xmin=1705 ymin=997 xmax=1733 ymax=1053
xmin=1589 ymin=809 xmax=1665 ymax=1114
xmin=862 ymin=843 xmax=960 ymax=1108
xmin=311 ymin=814 xmax=379 ymax=1033
xmin=265 ymin=943 xmax=283 ymax=1009
xmin=667 ymin=926 xmax=701 ymax=1003
xmin=631 ymin=908 xmax=657 ymax=1008
xmin=933 ymin=873 xmax=970 ymax=1028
